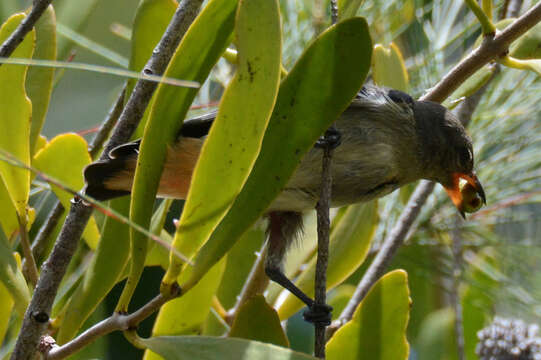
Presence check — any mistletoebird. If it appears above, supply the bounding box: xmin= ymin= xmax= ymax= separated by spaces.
xmin=84 ymin=86 xmax=486 ymax=324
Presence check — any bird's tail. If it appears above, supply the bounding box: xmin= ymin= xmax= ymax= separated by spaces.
xmin=83 ymin=142 xmax=139 ymax=201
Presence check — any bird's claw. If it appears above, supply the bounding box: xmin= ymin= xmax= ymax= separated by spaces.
xmin=303 ymin=303 xmax=333 ymax=326
xmin=315 ymin=128 xmax=341 ymax=149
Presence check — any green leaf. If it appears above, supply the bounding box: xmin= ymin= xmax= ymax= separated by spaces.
xmin=0 ymin=13 xmax=34 ymax=217
xmin=33 ymin=134 xmax=100 ymax=249
xmin=229 ymin=295 xmax=289 ymax=347
xmin=56 ymin=197 xmax=131 ymax=344
xmin=372 ymin=43 xmax=409 ymax=91
xmin=0 ymin=180 xmax=18 ymax=239
xmin=326 ymin=270 xmax=411 ymax=360
xmin=0 ymin=282 xmax=14 ymax=345
xmin=446 ymin=65 xmax=496 ymax=108
xmin=121 ymin=0 xmax=237 ymax=311
xmin=510 ymin=22 xmax=541 ymax=59
xmin=141 ymin=336 xmax=318 ymax=360
xmin=26 ymin=5 xmax=56 ymax=155
xmin=0 ymin=0 xmax=20 ymax=23
xmin=277 ymin=201 xmax=378 ymax=320
xmin=183 ymin=17 xmax=373 ymax=292
xmin=129 ymin=0 xmax=177 ymax=138
xmin=165 ymin=0 xmax=282 ymax=287
xmin=0 ymin=230 xmax=30 ymax=316
xmin=144 ymin=258 xmax=226 ymax=360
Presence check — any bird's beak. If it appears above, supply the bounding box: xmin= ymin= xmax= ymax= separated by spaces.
xmin=444 ymin=172 xmax=486 ymax=219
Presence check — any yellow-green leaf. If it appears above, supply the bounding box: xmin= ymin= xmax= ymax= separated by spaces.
xmin=182 ymin=17 xmax=373 ymax=292
xmin=144 ymin=258 xmax=226 ymax=360
xmin=277 ymin=201 xmax=378 ymax=320
xmin=446 ymin=65 xmax=496 ymax=108
xmin=129 ymin=0 xmax=177 ymax=138
xmin=0 ymin=180 xmax=18 ymax=239
xmin=57 ymin=197 xmax=131 ymax=344
xmin=164 ymin=0 xmax=282 ymax=287
xmin=33 ymin=134 xmax=100 ymax=249
xmin=0 ymin=281 xmax=14 ymax=345
xmin=372 ymin=43 xmax=409 ymax=91
xmin=229 ymin=295 xmax=288 ymax=347
xmin=141 ymin=336 xmax=318 ymax=360
xmin=326 ymin=270 xmax=411 ymax=360
xmin=0 ymin=14 xmax=34 ymax=217
xmin=0 ymin=232 xmax=30 ymax=316
xmin=123 ymin=0 xmax=237 ymax=311
xmin=26 ymin=5 xmax=56 ymax=154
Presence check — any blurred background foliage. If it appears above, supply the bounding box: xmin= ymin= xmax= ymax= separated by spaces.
xmin=0 ymin=0 xmax=540 ymax=359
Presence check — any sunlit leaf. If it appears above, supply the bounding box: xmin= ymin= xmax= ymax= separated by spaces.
xmin=33 ymin=134 xmax=100 ymax=249
xmin=0 ymin=14 xmax=34 ymax=217
xmin=165 ymin=0 xmax=282 ymax=289
xmin=326 ymin=270 xmax=410 ymax=360
xmin=0 ymin=282 xmax=14 ymax=345
xmin=0 ymin=230 xmax=30 ymax=316
xmin=372 ymin=43 xmax=409 ymax=91
xmin=183 ymin=17 xmax=373 ymax=292
xmin=122 ymin=0 xmax=237 ymax=312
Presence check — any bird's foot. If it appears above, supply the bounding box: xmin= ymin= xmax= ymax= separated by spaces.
xmin=303 ymin=303 xmax=333 ymax=326
xmin=315 ymin=127 xmax=341 ymax=149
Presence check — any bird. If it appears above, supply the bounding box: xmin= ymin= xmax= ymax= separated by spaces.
xmin=83 ymin=85 xmax=486 ymax=324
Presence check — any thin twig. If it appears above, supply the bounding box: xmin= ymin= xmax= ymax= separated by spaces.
xmin=313 ymin=3 xmax=339 ymax=357
xmin=0 ymin=1 xmax=53 ymax=60
xmin=44 ymin=289 xmax=180 ymax=360
xmin=18 ymin=215 xmax=39 ymax=287
xmin=314 ymin=145 xmax=333 ymax=359
xmin=10 ymin=1 xmax=204 ymax=359
xmin=424 ymin=1 xmax=541 ymax=103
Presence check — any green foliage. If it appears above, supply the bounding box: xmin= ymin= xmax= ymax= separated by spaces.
xmin=0 ymin=1 xmax=540 ymax=359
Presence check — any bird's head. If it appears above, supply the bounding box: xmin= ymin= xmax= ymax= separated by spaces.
xmin=414 ymin=100 xmax=486 ymax=218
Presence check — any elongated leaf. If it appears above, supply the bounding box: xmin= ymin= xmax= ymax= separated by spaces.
xmin=0 ymin=180 xmax=18 ymax=239
xmin=141 ymin=336 xmax=318 ymax=360
xmin=33 ymin=134 xmax=100 ymax=249
xmin=0 ymin=230 xmax=30 ymax=316
xmin=0 ymin=282 xmax=14 ymax=345
xmin=55 ymin=0 xmax=99 ymax=59
xmin=164 ymin=0 xmax=282 ymax=286
xmin=129 ymin=0 xmax=177 ymax=138
xmin=26 ymin=5 xmax=56 ymax=154
xmin=277 ymin=201 xmax=378 ymax=319
xmin=121 ymin=0 xmax=237 ymax=312
xmin=56 ymin=197 xmax=131 ymax=344
xmin=229 ymin=295 xmax=289 ymax=347
xmin=372 ymin=43 xmax=408 ymax=91
xmin=182 ymin=17 xmax=373 ymax=292
xmin=326 ymin=270 xmax=411 ymax=360
xmin=144 ymin=258 xmax=226 ymax=360
xmin=0 ymin=14 xmax=34 ymax=217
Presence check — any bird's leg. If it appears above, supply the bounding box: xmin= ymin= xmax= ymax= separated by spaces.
xmin=265 ymin=211 xmax=332 ymax=325
xmin=315 ymin=126 xmax=341 ymax=149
